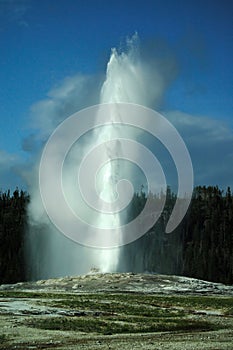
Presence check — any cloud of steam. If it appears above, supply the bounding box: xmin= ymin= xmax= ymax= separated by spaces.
xmin=29 ymin=74 xmax=102 ymax=138
xmin=25 ymin=37 xmax=171 ymax=279
xmin=24 ymin=36 xmax=233 ymax=280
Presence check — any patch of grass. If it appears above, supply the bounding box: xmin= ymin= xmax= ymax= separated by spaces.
xmin=1 ymin=290 xmax=232 ymax=310
xmin=0 ymin=334 xmax=8 ymax=344
xmin=26 ymin=315 xmax=218 ymax=335
xmin=98 ymin=292 xmax=233 ymax=309
xmin=39 ymin=293 xmax=233 ymax=316
xmin=24 ymin=293 xmax=226 ymax=335
xmin=148 ymin=295 xmax=233 ymax=310
xmin=224 ymin=307 xmax=233 ymax=316
xmin=102 ymin=293 xmax=233 ymax=313
xmin=1 ymin=289 xmax=230 ymax=338
xmin=1 ymin=290 xmax=232 ymax=316
xmin=2 ymin=290 xmax=232 ymax=336
xmin=39 ymin=296 xmax=187 ymax=319
xmin=0 ymin=290 xmax=62 ymax=299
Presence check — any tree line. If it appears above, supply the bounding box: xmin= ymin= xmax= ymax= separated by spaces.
xmin=0 ymin=189 xmax=29 ymax=284
xmin=119 ymin=185 xmax=233 ymax=285
xmin=0 ymin=186 xmax=232 ymax=284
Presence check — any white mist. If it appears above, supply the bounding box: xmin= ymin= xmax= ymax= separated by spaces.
xmin=26 ymin=35 xmax=165 ymax=279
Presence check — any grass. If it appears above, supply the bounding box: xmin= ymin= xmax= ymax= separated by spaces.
xmin=22 ymin=292 xmax=232 ymax=335
xmin=0 ymin=334 xmax=8 ymax=344
xmin=26 ymin=315 xmax=217 ymax=335
xmin=1 ymin=290 xmax=232 ymax=314
xmin=34 ymin=292 xmax=233 ymax=315
xmin=1 ymin=290 xmax=232 ymax=335
xmin=1 ymin=290 xmax=232 ymax=311
xmin=224 ymin=307 xmax=233 ymax=316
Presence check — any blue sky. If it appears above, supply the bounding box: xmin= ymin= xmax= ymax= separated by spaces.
xmin=0 ymin=0 xmax=232 ymax=190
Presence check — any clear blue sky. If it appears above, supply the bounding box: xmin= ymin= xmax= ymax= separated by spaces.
xmin=0 ymin=0 xmax=232 ymax=189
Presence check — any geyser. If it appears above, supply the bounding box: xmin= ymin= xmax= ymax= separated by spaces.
xmin=26 ymin=35 xmax=165 ymax=279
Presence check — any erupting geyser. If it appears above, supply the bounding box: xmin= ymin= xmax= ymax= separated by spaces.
xmin=26 ymin=35 xmax=165 ymax=279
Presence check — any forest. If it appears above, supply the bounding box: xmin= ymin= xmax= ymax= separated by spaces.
xmin=0 ymin=186 xmax=232 ymax=285
xmin=0 ymin=189 xmax=29 ymax=284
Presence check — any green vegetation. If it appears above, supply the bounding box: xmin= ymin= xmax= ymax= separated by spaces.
xmin=12 ymin=291 xmax=231 ymax=335
xmin=0 ymin=189 xmax=29 ymax=284
xmin=121 ymin=185 xmax=233 ymax=284
xmin=0 ymin=334 xmax=8 ymax=344
xmin=39 ymin=293 xmax=233 ymax=314
xmin=0 ymin=291 xmax=232 ymax=349
xmin=224 ymin=307 xmax=233 ymax=316
xmin=26 ymin=315 xmax=216 ymax=334
xmin=2 ymin=290 xmax=231 ymax=314
xmin=0 ymin=186 xmax=232 ymax=285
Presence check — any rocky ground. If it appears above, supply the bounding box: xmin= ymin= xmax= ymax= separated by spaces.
xmin=0 ymin=272 xmax=232 ymax=349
